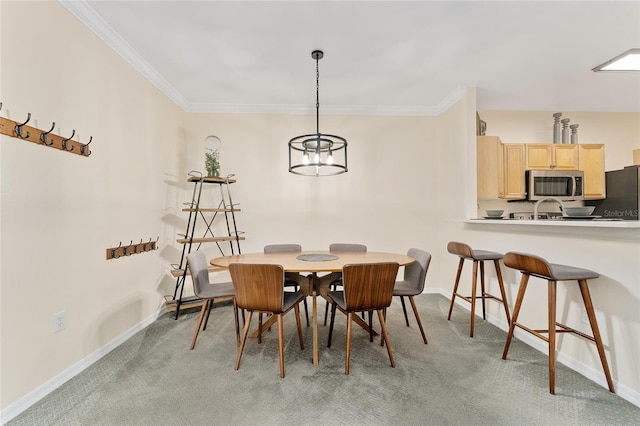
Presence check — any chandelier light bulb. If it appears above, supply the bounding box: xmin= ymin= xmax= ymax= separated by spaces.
xmin=314 ymin=152 xmax=320 ymax=163
xmin=327 ymin=151 xmax=334 ymax=165
xmin=302 ymin=151 xmax=310 ymax=165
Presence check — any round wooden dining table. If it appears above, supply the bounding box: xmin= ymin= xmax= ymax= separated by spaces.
xmin=211 ymin=250 xmax=415 ymax=366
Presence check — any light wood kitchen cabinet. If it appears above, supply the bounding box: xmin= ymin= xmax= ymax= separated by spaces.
xmin=477 ymin=136 xmax=525 ymax=200
xmin=579 ymin=144 xmax=606 ymax=199
xmin=525 ymin=144 xmax=579 ymax=170
xmin=503 ymin=143 xmax=526 ymax=199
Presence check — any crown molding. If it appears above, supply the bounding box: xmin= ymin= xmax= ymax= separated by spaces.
xmin=59 ymin=0 xmax=190 ymax=110
xmin=183 ymin=100 xmax=462 ymax=116
xmin=59 ymin=1 xmax=465 ymax=117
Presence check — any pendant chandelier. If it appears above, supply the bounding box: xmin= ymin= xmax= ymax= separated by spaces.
xmin=288 ymin=50 xmax=348 ymax=176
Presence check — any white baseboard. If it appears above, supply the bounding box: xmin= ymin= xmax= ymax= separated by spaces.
xmin=0 ymin=308 xmax=164 ymax=425
xmin=433 ymin=288 xmax=640 ymax=408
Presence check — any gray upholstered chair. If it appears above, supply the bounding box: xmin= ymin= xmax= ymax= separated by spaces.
xmin=263 ymin=244 xmax=309 ymax=326
xmin=229 ymin=263 xmax=305 ymax=378
xmin=326 ymin=262 xmax=400 ymax=374
xmin=322 ymin=243 xmax=368 ymax=325
xmin=391 ymin=248 xmax=432 ymax=344
xmin=187 ymin=251 xmax=239 ymax=350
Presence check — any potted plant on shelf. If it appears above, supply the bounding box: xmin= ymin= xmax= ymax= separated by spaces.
xmin=205 ymin=149 xmax=220 ymax=177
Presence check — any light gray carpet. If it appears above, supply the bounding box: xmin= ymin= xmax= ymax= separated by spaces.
xmin=9 ymin=294 xmax=639 ymax=425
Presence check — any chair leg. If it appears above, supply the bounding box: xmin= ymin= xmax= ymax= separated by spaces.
xmin=494 ymin=259 xmax=511 ymax=324
xmin=503 ymin=274 xmax=529 ymax=359
xmin=447 ymin=258 xmax=464 ymax=320
xmin=548 ymin=280 xmax=557 ymax=394
xmin=324 ymin=282 xmax=338 ymax=326
xmin=190 ymin=299 xmax=211 ymax=350
xmin=381 ymin=308 xmax=387 ymax=347
xmin=294 ymin=303 xmax=304 ymax=350
xmin=203 ymin=298 xmax=214 ymax=331
xmin=578 ymin=279 xmax=615 ymax=393
xmin=480 ymin=261 xmax=487 ymax=320
xmin=377 ymin=309 xmax=395 ymax=368
xmin=302 ymin=298 xmax=310 ymax=327
xmin=277 ymin=314 xmax=285 ymax=378
xmin=409 ymin=296 xmax=428 ymax=344
xmin=470 ymin=260 xmax=478 ymax=337
xmin=323 ymin=300 xmax=330 ymax=326
xmin=258 ymin=313 xmax=263 ymax=344
xmin=345 ymin=312 xmax=353 ymax=375
xmin=235 ymin=311 xmax=253 ymax=371
xmin=368 ymin=311 xmax=373 ymax=342
xmin=233 ymin=299 xmax=240 ymax=347
xmin=328 ymin=302 xmax=337 ymax=348
xmin=400 ymin=296 xmax=410 ymax=326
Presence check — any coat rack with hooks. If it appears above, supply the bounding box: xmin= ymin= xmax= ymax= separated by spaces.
xmin=106 ymin=237 xmax=159 ymax=260
xmin=0 ymin=102 xmax=92 ymax=157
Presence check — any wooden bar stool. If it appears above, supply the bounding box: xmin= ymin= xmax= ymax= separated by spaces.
xmin=501 ymin=252 xmax=615 ymax=395
xmin=447 ymin=241 xmax=511 ymax=337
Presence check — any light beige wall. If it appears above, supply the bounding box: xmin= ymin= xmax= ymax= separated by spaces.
xmin=182 ymin=112 xmax=443 ymax=258
xmin=478 ymin=110 xmax=640 ymax=170
xmin=0 ymin=1 xmax=184 ymax=409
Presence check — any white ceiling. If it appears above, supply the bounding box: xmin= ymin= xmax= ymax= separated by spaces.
xmin=63 ymin=1 xmax=640 ymax=115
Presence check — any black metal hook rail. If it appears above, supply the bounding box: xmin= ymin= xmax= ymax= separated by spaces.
xmin=0 ymin=102 xmax=92 ymax=157
xmin=106 ymin=237 xmax=159 ymax=260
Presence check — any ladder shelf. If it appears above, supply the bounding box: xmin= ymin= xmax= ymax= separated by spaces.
xmin=168 ymin=172 xmax=243 ymax=317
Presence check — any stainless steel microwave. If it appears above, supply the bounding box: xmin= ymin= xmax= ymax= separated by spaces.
xmin=526 ymin=170 xmax=584 ymax=201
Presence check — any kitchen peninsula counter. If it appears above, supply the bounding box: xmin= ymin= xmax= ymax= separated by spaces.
xmin=466 ymin=218 xmax=640 ymax=229
xmin=461 ymin=214 xmax=639 ymax=403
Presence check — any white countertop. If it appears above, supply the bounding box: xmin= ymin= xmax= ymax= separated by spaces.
xmin=466 ymin=218 xmax=640 ymax=228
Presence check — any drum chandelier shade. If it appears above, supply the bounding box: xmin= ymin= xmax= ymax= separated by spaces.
xmin=288 ymin=50 xmax=348 ymax=176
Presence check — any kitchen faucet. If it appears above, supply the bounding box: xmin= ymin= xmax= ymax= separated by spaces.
xmin=533 ymin=196 xmax=566 ymax=220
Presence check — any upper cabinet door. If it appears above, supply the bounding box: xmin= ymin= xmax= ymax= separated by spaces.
xmin=503 ymin=144 xmax=526 ymax=199
xmin=525 ymin=144 xmax=554 ymax=169
xmin=553 ymin=145 xmax=579 ymax=170
xmin=477 ymin=136 xmax=503 ymax=199
xmin=579 ymin=144 xmax=606 ymax=199
xmin=525 ymin=144 xmax=578 ymax=170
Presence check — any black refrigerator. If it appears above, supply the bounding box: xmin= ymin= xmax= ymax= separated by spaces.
xmin=586 ymin=165 xmax=640 ymax=220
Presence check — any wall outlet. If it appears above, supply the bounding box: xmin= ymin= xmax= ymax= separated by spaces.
xmin=53 ymin=311 xmax=66 ymax=333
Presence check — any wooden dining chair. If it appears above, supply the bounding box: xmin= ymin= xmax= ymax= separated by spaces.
xmin=187 ymin=251 xmax=240 ymax=350
xmin=326 ymin=262 xmax=400 ymax=374
xmin=322 ymin=243 xmax=368 ymax=325
xmin=389 ymin=248 xmax=432 ymax=344
xmin=264 ymin=244 xmax=309 ymax=326
xmin=229 ymin=263 xmax=305 ymax=378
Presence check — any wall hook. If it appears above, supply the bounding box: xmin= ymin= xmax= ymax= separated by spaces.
xmin=62 ymin=129 xmax=75 ymax=151
xmin=40 ymin=122 xmax=56 ymax=146
xmin=81 ymin=136 xmax=92 ymax=156
xmin=15 ymin=113 xmax=31 ymax=139
xmin=112 ymin=242 xmax=122 ymax=259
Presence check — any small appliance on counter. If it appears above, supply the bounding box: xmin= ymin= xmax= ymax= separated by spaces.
xmin=586 ymin=165 xmax=640 ymax=220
